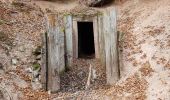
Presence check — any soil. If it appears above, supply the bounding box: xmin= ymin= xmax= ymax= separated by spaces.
xmin=0 ymin=0 xmax=170 ymax=100
xmin=60 ymin=58 xmax=106 ymax=93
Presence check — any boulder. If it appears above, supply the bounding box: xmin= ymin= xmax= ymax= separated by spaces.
xmin=80 ymin=0 xmax=113 ymax=7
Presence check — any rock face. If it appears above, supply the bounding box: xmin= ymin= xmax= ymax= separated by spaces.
xmin=80 ymin=0 xmax=112 ymax=7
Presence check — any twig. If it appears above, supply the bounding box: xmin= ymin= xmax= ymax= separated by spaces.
xmin=85 ymin=64 xmax=92 ymax=90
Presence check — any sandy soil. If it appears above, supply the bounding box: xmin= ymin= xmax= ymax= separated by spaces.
xmin=0 ymin=0 xmax=170 ymax=100
xmin=32 ymin=0 xmax=78 ymax=12
xmin=116 ymin=0 xmax=170 ymax=99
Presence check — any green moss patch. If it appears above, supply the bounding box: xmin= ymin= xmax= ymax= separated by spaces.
xmin=32 ymin=63 xmax=40 ymax=71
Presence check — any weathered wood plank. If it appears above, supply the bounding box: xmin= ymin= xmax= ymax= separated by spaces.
xmin=46 ymin=14 xmax=65 ymax=92
xmin=41 ymin=31 xmax=47 ymax=90
xmin=72 ymin=20 xmax=78 ymax=58
xmin=98 ymin=15 xmax=106 ymax=65
xmin=64 ymin=15 xmax=73 ymax=67
xmin=93 ymin=17 xmax=100 ymax=58
xmin=103 ymin=8 xmax=119 ymax=85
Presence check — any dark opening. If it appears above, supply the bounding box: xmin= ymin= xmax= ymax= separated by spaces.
xmin=77 ymin=22 xmax=95 ymax=58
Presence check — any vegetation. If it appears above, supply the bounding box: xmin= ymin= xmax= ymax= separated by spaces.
xmin=32 ymin=63 xmax=40 ymax=71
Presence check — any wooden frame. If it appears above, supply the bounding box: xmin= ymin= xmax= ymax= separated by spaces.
xmin=42 ymin=8 xmax=119 ymax=92
xmin=72 ymin=16 xmax=100 ymax=59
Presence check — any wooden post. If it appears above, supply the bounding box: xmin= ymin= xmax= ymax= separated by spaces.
xmin=64 ymin=15 xmax=73 ymax=67
xmin=98 ymin=15 xmax=106 ymax=65
xmin=46 ymin=14 xmax=65 ymax=92
xmin=72 ymin=20 xmax=78 ymax=58
xmin=41 ymin=31 xmax=47 ymax=90
xmin=93 ymin=17 xmax=100 ymax=58
xmin=103 ymin=8 xmax=119 ymax=85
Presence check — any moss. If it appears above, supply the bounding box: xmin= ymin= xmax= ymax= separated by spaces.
xmin=97 ymin=12 xmax=103 ymax=16
xmin=63 ymin=13 xmax=71 ymax=17
xmin=60 ymin=27 xmax=65 ymax=33
xmin=32 ymin=63 xmax=40 ymax=71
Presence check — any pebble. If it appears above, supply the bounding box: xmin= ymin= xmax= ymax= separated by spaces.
xmin=25 ymin=67 xmax=33 ymax=73
xmin=11 ymin=59 xmax=17 ymax=65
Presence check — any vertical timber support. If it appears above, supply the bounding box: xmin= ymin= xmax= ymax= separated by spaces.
xmin=72 ymin=20 xmax=78 ymax=58
xmin=64 ymin=15 xmax=73 ymax=67
xmin=46 ymin=14 xmax=65 ymax=92
xmin=93 ymin=17 xmax=100 ymax=58
xmin=41 ymin=31 xmax=47 ymax=90
xmin=98 ymin=15 xmax=106 ymax=65
xmin=103 ymin=8 xmax=119 ymax=85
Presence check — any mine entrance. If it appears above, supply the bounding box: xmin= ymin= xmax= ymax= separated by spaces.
xmin=77 ymin=22 xmax=95 ymax=58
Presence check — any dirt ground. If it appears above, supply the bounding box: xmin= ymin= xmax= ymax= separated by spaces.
xmin=0 ymin=0 xmax=170 ymax=100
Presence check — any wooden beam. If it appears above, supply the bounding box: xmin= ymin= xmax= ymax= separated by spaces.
xmin=41 ymin=32 xmax=47 ymax=90
xmin=64 ymin=15 xmax=73 ymax=67
xmin=46 ymin=14 xmax=66 ymax=92
xmin=73 ymin=20 xmax=78 ymax=58
xmin=103 ymin=8 xmax=119 ymax=85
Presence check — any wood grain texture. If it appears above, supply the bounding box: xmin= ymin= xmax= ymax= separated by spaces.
xmin=103 ymin=8 xmax=119 ymax=85
xmin=41 ymin=31 xmax=47 ymax=90
xmin=64 ymin=15 xmax=73 ymax=67
xmin=98 ymin=15 xmax=106 ymax=65
xmin=46 ymin=14 xmax=65 ymax=92
xmin=93 ymin=17 xmax=100 ymax=58
xmin=72 ymin=20 xmax=78 ymax=58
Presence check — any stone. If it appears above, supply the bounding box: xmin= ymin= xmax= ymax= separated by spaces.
xmin=48 ymin=91 xmax=51 ymax=95
xmin=33 ymin=70 xmax=39 ymax=78
xmin=92 ymin=68 xmax=97 ymax=81
xmin=77 ymin=71 xmax=85 ymax=78
xmin=36 ymin=55 xmax=41 ymax=60
xmin=25 ymin=68 xmax=33 ymax=73
xmin=31 ymin=81 xmax=42 ymax=90
xmin=19 ymin=46 xmax=25 ymax=52
xmin=80 ymin=0 xmax=112 ymax=7
xmin=11 ymin=59 xmax=17 ymax=65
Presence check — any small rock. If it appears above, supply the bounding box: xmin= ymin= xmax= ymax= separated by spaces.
xmin=25 ymin=68 xmax=33 ymax=73
xmin=11 ymin=59 xmax=17 ymax=65
xmin=19 ymin=46 xmax=25 ymax=52
xmin=37 ymin=60 xmax=41 ymax=65
xmin=36 ymin=55 xmax=41 ymax=60
xmin=80 ymin=0 xmax=112 ymax=7
xmin=92 ymin=68 xmax=97 ymax=80
xmin=48 ymin=91 xmax=51 ymax=95
xmin=33 ymin=70 xmax=39 ymax=78
xmin=78 ymin=71 xmax=85 ymax=78
xmin=31 ymin=81 xmax=42 ymax=90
